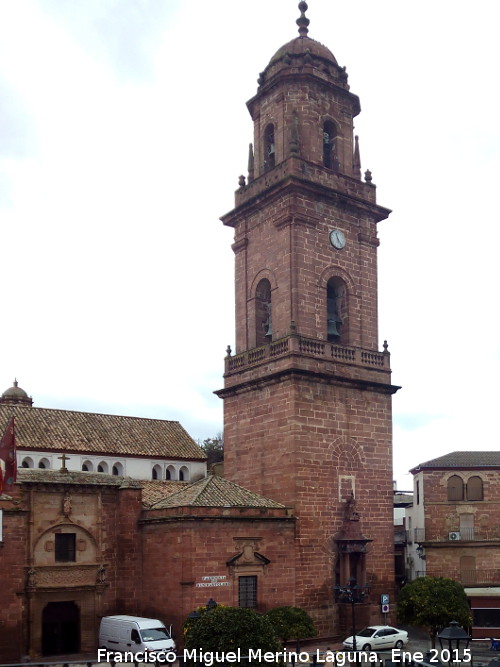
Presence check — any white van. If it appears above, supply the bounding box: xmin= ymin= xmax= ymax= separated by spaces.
xmin=99 ymin=615 xmax=175 ymax=656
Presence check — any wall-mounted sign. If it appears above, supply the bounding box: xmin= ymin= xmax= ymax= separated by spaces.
xmin=195 ymin=575 xmax=231 ymax=588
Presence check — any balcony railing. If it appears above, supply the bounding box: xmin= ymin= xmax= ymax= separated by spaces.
xmin=415 ymin=569 xmax=500 ymax=586
xmin=226 ymin=333 xmax=390 ymax=374
xmin=413 ymin=527 xmax=500 ymax=543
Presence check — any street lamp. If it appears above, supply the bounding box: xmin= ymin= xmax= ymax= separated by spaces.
xmin=334 ymin=576 xmax=369 ymax=653
xmin=437 ymin=621 xmax=470 ymax=665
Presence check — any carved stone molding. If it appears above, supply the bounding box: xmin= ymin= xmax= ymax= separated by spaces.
xmin=25 ymin=565 xmax=100 ymax=590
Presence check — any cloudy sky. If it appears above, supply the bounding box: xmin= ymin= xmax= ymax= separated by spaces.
xmin=0 ymin=0 xmax=498 ymax=488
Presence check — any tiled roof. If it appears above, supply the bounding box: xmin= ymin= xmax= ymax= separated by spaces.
xmin=151 ymin=474 xmax=287 ymax=510
xmin=16 ymin=467 xmax=142 ymax=488
xmin=412 ymin=451 xmax=500 ymax=471
xmin=141 ymin=480 xmax=189 ymax=507
xmin=0 ymin=405 xmax=205 ymax=460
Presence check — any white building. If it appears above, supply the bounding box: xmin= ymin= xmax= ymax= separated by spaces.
xmin=1 ymin=381 xmax=206 ymax=483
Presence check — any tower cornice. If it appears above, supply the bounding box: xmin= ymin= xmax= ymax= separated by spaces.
xmin=216 ymin=365 xmax=400 ymax=400
xmin=221 ymin=157 xmax=391 ymax=229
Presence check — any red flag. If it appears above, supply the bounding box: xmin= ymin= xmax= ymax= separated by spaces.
xmin=0 ymin=416 xmax=16 ymax=494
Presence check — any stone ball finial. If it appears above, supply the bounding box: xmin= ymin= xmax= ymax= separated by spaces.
xmin=296 ymin=1 xmax=310 ymax=36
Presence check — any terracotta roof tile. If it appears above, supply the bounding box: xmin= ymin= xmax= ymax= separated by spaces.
xmin=140 ymin=480 xmax=190 ymax=507
xmin=151 ymin=474 xmax=286 ymax=509
xmin=0 ymin=405 xmax=204 ymax=460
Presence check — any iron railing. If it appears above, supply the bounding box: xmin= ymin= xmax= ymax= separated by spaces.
xmin=413 ymin=527 xmax=500 ymax=543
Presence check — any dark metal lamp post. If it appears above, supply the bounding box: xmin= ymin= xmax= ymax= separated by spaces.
xmin=334 ymin=577 xmax=369 ymax=653
xmin=437 ymin=621 xmax=471 ymax=665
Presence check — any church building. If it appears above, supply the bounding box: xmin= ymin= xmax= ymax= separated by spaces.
xmin=0 ymin=3 xmax=398 ymax=660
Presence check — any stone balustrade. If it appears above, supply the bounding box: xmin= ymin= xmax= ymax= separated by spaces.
xmin=226 ymin=333 xmax=389 ymax=374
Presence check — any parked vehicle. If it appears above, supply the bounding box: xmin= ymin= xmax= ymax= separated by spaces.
xmin=343 ymin=625 xmax=408 ymax=651
xmin=99 ymin=615 xmax=175 ymax=656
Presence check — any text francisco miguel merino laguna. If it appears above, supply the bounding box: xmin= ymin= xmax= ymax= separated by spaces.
xmin=97 ymin=648 xmax=430 ymax=664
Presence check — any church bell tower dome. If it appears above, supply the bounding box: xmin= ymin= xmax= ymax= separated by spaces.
xmin=258 ymin=3 xmax=349 ymax=94
xmin=0 ymin=379 xmax=33 ymax=407
xmin=242 ymin=0 xmax=364 ymax=192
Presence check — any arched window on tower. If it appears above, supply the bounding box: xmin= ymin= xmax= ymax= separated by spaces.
xmin=327 ymin=277 xmax=347 ymax=343
xmin=263 ymin=124 xmax=275 ymax=171
xmin=323 ymin=121 xmax=337 ymax=170
xmin=447 ymin=475 xmax=464 ymax=501
xmin=255 ymin=279 xmax=272 ymax=346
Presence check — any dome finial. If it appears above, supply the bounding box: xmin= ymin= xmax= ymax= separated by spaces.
xmin=296 ymin=1 xmax=310 ymax=37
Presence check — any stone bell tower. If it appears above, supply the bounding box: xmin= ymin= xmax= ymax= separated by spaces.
xmin=217 ymin=3 xmax=399 ymax=635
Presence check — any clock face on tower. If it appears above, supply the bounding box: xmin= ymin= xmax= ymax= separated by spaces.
xmin=329 ymin=229 xmax=346 ymax=250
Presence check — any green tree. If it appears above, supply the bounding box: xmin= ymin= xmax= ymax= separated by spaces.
xmin=198 ymin=433 xmax=224 ymax=466
xmin=397 ymin=577 xmax=472 ymax=647
xmin=184 ymin=606 xmax=281 ymax=660
xmin=266 ymin=606 xmax=317 ymax=650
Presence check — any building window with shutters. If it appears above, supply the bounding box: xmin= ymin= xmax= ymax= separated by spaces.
xmin=55 ymin=533 xmax=76 ymax=562
xmin=447 ymin=475 xmax=464 ymax=501
xmin=466 ymin=476 xmax=483 ymax=501
xmin=238 ymin=575 xmax=257 ymax=608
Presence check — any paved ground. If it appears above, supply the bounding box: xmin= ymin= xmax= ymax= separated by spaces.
xmin=7 ymin=630 xmax=500 ymax=667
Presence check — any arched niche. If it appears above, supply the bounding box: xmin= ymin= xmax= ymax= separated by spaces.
xmin=33 ymin=523 xmax=97 ymax=566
